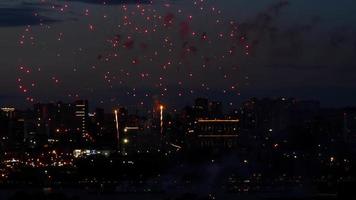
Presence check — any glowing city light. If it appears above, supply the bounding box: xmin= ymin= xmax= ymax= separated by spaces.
xmin=123 ymin=138 xmax=129 ymax=144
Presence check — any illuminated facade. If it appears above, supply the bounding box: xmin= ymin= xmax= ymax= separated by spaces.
xmin=193 ymin=119 xmax=240 ymax=148
xmin=75 ymin=100 xmax=89 ymax=136
xmin=1 ymin=107 xmax=15 ymax=119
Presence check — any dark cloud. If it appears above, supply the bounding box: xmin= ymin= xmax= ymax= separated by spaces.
xmin=0 ymin=6 xmax=59 ymax=27
xmin=238 ymin=1 xmax=290 ymax=37
xmin=20 ymin=1 xmax=67 ymax=9
xmin=237 ymin=1 xmax=354 ymax=72
xmin=328 ymin=27 xmax=356 ymax=49
xmin=264 ymin=64 xmax=327 ymax=70
xmin=239 ymin=1 xmax=321 ymax=59
xmin=60 ymin=0 xmax=151 ymax=5
xmin=241 ymin=86 xmax=356 ymax=107
xmin=268 ymin=17 xmax=321 ymax=58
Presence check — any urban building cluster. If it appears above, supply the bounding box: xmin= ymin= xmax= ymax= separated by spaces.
xmin=0 ymin=97 xmax=355 ymax=199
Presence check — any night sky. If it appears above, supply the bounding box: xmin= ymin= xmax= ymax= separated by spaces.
xmin=0 ymin=0 xmax=356 ymax=109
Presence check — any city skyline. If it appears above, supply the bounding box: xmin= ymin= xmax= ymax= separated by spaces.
xmin=1 ymin=1 xmax=356 ymax=199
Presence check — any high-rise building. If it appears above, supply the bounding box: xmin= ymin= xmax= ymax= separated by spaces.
xmin=192 ymin=119 xmax=240 ymax=148
xmin=34 ymin=103 xmax=57 ymax=138
xmin=209 ymin=101 xmax=223 ymax=118
xmin=342 ymin=108 xmax=356 ymax=142
xmin=1 ymin=107 xmax=16 ymax=119
xmin=194 ymin=98 xmax=209 ymax=118
xmin=239 ymin=97 xmax=320 ymax=134
xmin=75 ymin=100 xmax=89 ymax=136
xmin=55 ymin=101 xmax=76 ymax=132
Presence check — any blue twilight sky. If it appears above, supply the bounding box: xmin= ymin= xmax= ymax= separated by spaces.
xmin=0 ymin=0 xmax=356 ymax=109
